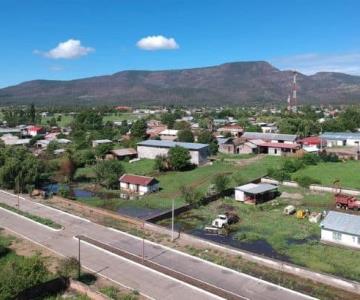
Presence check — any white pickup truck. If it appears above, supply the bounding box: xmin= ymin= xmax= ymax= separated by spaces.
xmin=211 ymin=214 xmax=229 ymax=228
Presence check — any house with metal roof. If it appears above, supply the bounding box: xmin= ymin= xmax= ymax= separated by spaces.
xmin=137 ymin=140 xmax=209 ymax=165
xmin=119 ymin=174 xmax=159 ymax=195
xmin=235 ymin=183 xmax=278 ymax=204
xmin=320 ymin=132 xmax=360 ymax=147
xmin=159 ymin=129 xmax=179 ymax=141
xmin=320 ymin=211 xmax=360 ymax=249
xmin=242 ymin=132 xmax=298 ymax=143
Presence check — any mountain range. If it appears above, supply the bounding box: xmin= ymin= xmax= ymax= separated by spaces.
xmin=1 ymin=61 xmax=360 ymax=106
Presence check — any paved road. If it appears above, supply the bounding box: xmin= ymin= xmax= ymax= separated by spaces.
xmin=0 ymin=191 xmax=316 ymax=300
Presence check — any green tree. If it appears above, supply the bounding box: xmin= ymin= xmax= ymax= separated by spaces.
xmin=28 ymin=103 xmax=36 ymax=124
xmin=58 ymin=153 xmax=77 ymax=183
xmin=95 ymin=160 xmax=124 ymax=189
xmin=177 ymin=130 xmax=194 ymax=142
xmin=74 ymin=110 xmax=103 ymax=131
xmin=180 ymin=185 xmax=203 ymax=207
xmin=168 ymin=146 xmax=191 ymax=171
xmin=197 ymin=130 xmax=218 ymax=155
xmin=161 ymin=113 xmax=176 ymax=129
xmin=130 ymin=119 xmax=148 ymax=139
xmin=154 ymin=155 xmax=170 ymax=172
xmin=212 ymin=174 xmax=230 ymax=193
xmin=0 ymin=255 xmax=49 ymax=299
xmin=95 ymin=143 xmax=113 ymax=159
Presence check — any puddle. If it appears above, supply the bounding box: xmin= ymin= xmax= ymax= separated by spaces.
xmin=190 ymin=229 xmax=291 ymax=262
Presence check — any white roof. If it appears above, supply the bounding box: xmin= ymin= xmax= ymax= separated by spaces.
xmin=160 ymin=129 xmax=178 ymax=136
xmin=235 ymin=183 xmax=278 ymax=194
xmin=93 ymin=139 xmax=112 ymax=144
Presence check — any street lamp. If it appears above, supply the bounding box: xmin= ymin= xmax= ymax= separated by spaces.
xmin=77 ymin=236 xmax=81 ymax=279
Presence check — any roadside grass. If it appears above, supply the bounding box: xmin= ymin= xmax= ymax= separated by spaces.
xmin=158 ymin=186 xmax=360 ymax=281
xmin=0 ymin=203 xmax=62 ymax=229
xmin=293 ymin=160 xmax=360 ymax=190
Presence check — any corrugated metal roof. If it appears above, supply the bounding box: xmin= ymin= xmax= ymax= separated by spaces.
xmin=321 ymin=211 xmax=360 ymax=236
xmin=243 ymin=132 xmax=298 ymax=142
xmin=111 ymin=148 xmax=137 ymax=156
xmin=119 ymin=174 xmax=158 ymax=186
xmin=320 ymin=132 xmax=360 ymax=140
xmin=137 ymin=139 xmax=209 ymax=150
xmin=235 ymin=183 xmax=278 ymax=194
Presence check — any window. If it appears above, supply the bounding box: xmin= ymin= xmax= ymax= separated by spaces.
xmin=332 ymin=231 xmax=342 ymax=241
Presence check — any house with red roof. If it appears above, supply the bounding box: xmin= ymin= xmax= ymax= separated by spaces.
xmin=27 ymin=125 xmax=45 ymax=137
xmin=119 ymin=174 xmax=159 ymax=195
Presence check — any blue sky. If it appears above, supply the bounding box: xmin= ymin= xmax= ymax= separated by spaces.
xmin=1 ymin=0 xmax=360 ymax=87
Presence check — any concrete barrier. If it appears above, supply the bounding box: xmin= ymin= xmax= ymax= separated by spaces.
xmin=309 ymin=184 xmax=360 ymax=196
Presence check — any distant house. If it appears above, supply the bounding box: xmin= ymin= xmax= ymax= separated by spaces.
xmin=159 ymin=129 xmax=179 ymax=141
xmin=257 ymin=123 xmax=278 ymax=133
xmin=92 ymin=139 xmax=112 ymax=148
xmin=243 ymin=132 xmax=300 ymax=156
xmin=320 ymin=211 xmax=360 ymax=249
xmin=137 ymin=140 xmax=209 ymax=165
xmin=0 ymin=128 xmax=22 ymax=137
xmin=27 ymin=126 xmax=45 ymax=137
xmin=218 ymin=137 xmax=257 ymax=154
xmin=320 ymin=132 xmax=360 ymax=147
xmin=0 ymin=134 xmax=30 ymax=146
xmin=217 ymin=125 xmax=243 ymax=137
xmin=235 ymin=183 xmax=278 ymax=204
xmin=119 ymin=174 xmax=159 ymax=195
xmin=110 ymin=148 xmax=137 ymax=160
xmin=242 ymin=132 xmax=298 ymax=144
xmin=35 ymin=139 xmax=50 ymax=149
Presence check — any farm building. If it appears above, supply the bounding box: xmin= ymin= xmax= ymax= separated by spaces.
xmin=110 ymin=148 xmax=137 ymax=160
xmin=119 ymin=174 xmax=159 ymax=195
xmin=257 ymin=142 xmax=300 ymax=156
xmin=217 ymin=124 xmax=243 ymax=137
xmin=27 ymin=126 xmax=45 ymax=137
xmin=137 ymin=140 xmax=209 ymax=165
xmin=320 ymin=132 xmax=360 ymax=147
xmin=320 ymin=211 xmax=360 ymax=249
xmin=235 ymin=183 xmax=278 ymax=204
xmin=243 ymin=132 xmax=298 ymax=144
xmin=159 ymin=129 xmax=179 ymax=141
xmin=92 ymin=139 xmax=112 ymax=148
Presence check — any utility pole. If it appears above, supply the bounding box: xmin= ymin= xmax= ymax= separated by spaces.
xmin=78 ymin=236 xmax=81 ymax=279
xmin=171 ymin=198 xmax=175 ymax=242
xmin=142 ymin=222 xmax=145 ymax=263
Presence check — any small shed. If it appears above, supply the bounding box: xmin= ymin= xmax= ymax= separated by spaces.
xmin=119 ymin=174 xmax=159 ymax=195
xmin=110 ymin=148 xmax=137 ymax=160
xmin=235 ymin=183 xmax=278 ymax=204
xmin=320 ymin=211 xmax=360 ymax=249
xmin=92 ymin=139 xmax=112 ymax=148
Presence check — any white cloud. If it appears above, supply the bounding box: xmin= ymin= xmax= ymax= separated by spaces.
xmin=271 ymin=52 xmax=360 ymax=75
xmin=35 ymin=39 xmax=94 ymax=59
xmin=136 ymin=35 xmax=179 ymax=51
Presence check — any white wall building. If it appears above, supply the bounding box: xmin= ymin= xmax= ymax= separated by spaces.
xmin=137 ymin=140 xmax=209 ymax=165
xmin=119 ymin=174 xmax=159 ymax=195
xmin=320 ymin=132 xmax=360 ymax=147
xmin=320 ymin=211 xmax=360 ymax=249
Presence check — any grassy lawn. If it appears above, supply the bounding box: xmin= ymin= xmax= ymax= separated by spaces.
xmin=41 ymin=113 xmax=74 ymax=127
xmin=158 ymin=186 xmax=360 ymax=281
xmin=293 ymin=160 xmax=360 ymax=190
xmin=103 ymin=112 xmax=140 ymax=123
xmin=73 ymin=156 xmax=282 ymax=211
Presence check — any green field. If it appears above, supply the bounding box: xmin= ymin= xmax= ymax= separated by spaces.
xmin=41 ymin=113 xmax=74 ymax=127
xmin=74 ymin=156 xmax=282 ymax=211
xmin=293 ymin=160 xmax=360 ymax=190
xmin=158 ymin=186 xmax=360 ymax=281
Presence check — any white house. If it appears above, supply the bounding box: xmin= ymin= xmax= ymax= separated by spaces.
xmin=137 ymin=140 xmax=209 ymax=165
xmin=119 ymin=174 xmax=159 ymax=195
xmin=320 ymin=211 xmax=360 ymax=249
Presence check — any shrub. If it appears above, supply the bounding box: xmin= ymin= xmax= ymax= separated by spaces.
xmin=294 ymin=175 xmax=321 ymax=188
xmin=301 ymin=153 xmax=320 ymax=166
xmin=180 ymin=185 xmax=203 ymax=207
xmin=212 ymin=174 xmax=230 ymax=193
xmin=57 ymin=257 xmax=80 ymax=278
